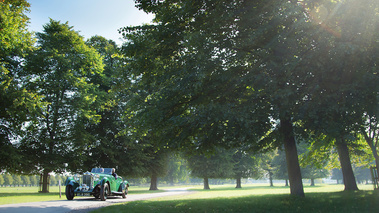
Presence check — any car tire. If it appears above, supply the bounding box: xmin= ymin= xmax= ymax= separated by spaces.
xmin=122 ymin=186 xmax=128 ymax=198
xmin=93 ymin=187 xmax=100 ymax=199
xmin=100 ymin=182 xmax=109 ymax=201
xmin=65 ymin=185 xmax=74 ymax=200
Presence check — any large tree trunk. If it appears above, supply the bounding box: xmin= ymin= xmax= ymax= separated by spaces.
xmin=336 ymin=137 xmax=358 ymax=191
xmin=41 ymin=170 xmax=50 ymax=193
xmin=149 ymin=174 xmax=159 ymax=190
xmin=236 ymin=177 xmax=242 ymax=188
xmin=280 ymin=118 xmax=305 ymax=197
xmin=203 ymin=177 xmax=210 ymax=190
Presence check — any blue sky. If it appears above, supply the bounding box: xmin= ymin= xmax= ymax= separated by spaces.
xmin=27 ymin=0 xmax=154 ymax=44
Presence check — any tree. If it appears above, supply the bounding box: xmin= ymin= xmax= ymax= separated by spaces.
xmin=12 ymin=174 xmax=22 ymax=186
xmin=299 ymin=0 xmax=378 ymax=191
xmin=186 ymin=148 xmax=234 ymax=190
xmin=331 ymin=168 xmax=343 ymax=184
xmin=259 ymin=151 xmax=278 ymax=187
xmin=29 ymin=175 xmax=37 ymax=186
xmin=232 ymin=149 xmax=262 ymax=188
xmin=20 ymin=19 xmax=104 ymax=192
xmin=163 ymin=153 xmax=189 ymax=185
xmin=21 ymin=175 xmax=30 ymax=186
xmin=272 ymin=149 xmax=289 ymax=186
xmin=121 ymin=0 xmax=377 ymax=197
xmin=146 ymin=149 xmax=169 ymax=190
xmin=0 ymin=174 xmax=4 ymax=186
xmin=361 ymin=113 xmax=379 ymax=178
xmin=301 ymin=166 xmax=329 ymax=186
xmin=3 ymin=173 xmax=13 ymax=186
xmin=49 ymin=175 xmax=57 ymax=186
xmin=83 ymin=36 xmax=154 ymax=183
xmin=0 ymin=0 xmax=38 ymax=172
xmin=354 ymin=166 xmax=371 ymax=184
xmin=297 ymin=140 xmax=329 ymax=186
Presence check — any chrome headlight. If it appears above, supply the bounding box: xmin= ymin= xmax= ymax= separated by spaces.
xmin=74 ymin=174 xmax=82 ymax=181
xmin=94 ymin=174 xmax=100 ymax=182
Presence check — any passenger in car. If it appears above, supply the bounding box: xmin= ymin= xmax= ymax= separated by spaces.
xmin=112 ymin=168 xmax=118 ymax=179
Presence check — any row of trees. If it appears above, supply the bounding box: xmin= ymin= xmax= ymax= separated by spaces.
xmin=119 ymin=0 xmax=378 ymax=196
xmin=0 ymin=0 xmax=377 ymax=197
xmin=0 ymin=174 xmax=66 ymax=187
xmin=0 ymin=152 xmax=371 ymax=188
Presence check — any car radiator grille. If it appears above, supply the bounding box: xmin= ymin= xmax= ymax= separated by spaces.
xmin=82 ymin=175 xmax=92 ymax=187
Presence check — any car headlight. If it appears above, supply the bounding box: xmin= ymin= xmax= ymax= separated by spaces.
xmin=94 ymin=174 xmax=100 ymax=182
xmin=74 ymin=174 xmax=81 ymax=181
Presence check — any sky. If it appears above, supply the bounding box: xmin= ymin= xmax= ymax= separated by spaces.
xmin=27 ymin=0 xmax=154 ymax=45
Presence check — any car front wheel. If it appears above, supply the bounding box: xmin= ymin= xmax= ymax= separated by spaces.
xmin=122 ymin=186 xmax=128 ymax=198
xmin=100 ymin=183 xmax=109 ymax=201
xmin=65 ymin=185 xmax=74 ymax=200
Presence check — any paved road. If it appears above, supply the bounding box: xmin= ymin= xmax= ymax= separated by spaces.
xmin=0 ymin=188 xmax=194 ymax=213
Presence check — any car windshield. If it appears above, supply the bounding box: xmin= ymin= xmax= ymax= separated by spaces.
xmin=91 ymin=168 xmax=113 ymax=174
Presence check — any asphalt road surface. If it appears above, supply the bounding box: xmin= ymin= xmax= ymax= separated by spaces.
xmin=0 ymin=188 xmax=194 ymax=213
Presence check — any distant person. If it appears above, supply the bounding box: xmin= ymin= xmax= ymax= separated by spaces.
xmin=112 ymin=168 xmax=118 ymax=179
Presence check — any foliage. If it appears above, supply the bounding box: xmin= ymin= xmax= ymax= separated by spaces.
xmin=272 ymin=149 xmax=288 ymax=181
xmin=162 ymin=153 xmax=189 ymax=185
xmin=353 ymin=166 xmax=371 ymax=184
xmin=331 ymin=168 xmax=343 ymax=184
xmin=297 ymin=0 xmax=378 ymax=191
xmin=232 ymin=148 xmax=262 ymax=180
xmin=0 ymin=0 xmax=38 ymax=172
xmin=18 ymin=19 xmax=104 ymax=177
xmin=186 ymin=148 xmax=234 ymax=189
xmin=3 ymin=173 xmax=13 ymax=186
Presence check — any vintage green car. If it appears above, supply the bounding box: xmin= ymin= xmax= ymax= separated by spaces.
xmin=65 ymin=168 xmax=129 ymax=201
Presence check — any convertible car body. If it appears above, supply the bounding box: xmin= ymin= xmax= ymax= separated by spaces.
xmin=65 ymin=168 xmax=129 ymax=201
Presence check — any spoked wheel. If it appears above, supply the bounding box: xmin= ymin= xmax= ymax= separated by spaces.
xmin=65 ymin=185 xmax=75 ymax=200
xmin=100 ymin=182 xmax=109 ymax=201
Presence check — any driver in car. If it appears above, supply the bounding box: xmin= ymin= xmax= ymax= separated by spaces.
xmin=112 ymin=168 xmax=118 ymax=179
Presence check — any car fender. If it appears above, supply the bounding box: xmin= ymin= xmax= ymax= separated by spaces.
xmin=64 ymin=177 xmax=75 ymax=186
xmin=100 ymin=177 xmax=111 ymax=187
xmin=65 ymin=178 xmax=79 ymax=190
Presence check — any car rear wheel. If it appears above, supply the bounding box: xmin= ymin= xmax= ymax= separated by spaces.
xmin=100 ymin=183 xmax=109 ymax=201
xmin=65 ymin=185 xmax=74 ymax=200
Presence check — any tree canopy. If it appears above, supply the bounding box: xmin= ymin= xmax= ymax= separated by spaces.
xmin=18 ymin=19 xmax=104 ymax=191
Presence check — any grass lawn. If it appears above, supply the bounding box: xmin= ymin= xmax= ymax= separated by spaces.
xmin=92 ymin=184 xmax=379 ymax=213
xmin=0 ymin=185 xmax=192 ymax=205
xmin=1 ymin=184 xmax=378 ymax=213
xmin=0 ymin=186 xmax=66 ymax=205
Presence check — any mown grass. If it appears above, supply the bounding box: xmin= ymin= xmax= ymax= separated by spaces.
xmin=0 ymin=186 xmax=66 ymax=205
xmin=92 ymin=184 xmax=378 ymax=213
xmin=1 ymin=184 xmax=377 ymax=213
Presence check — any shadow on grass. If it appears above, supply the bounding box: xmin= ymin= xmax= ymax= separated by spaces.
xmin=93 ymin=190 xmax=379 ymax=213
